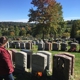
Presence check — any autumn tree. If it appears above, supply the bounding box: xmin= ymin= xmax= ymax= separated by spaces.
xmin=28 ymin=0 xmax=63 ymax=40
xmin=8 ymin=26 xmax=15 ymax=32
xmin=19 ymin=27 xmax=26 ymax=36
xmin=10 ymin=32 xmax=15 ymax=36
xmin=77 ymin=30 xmax=80 ymax=37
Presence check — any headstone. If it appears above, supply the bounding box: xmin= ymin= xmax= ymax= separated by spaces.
xmin=15 ymin=42 xmax=20 ymax=49
xmin=53 ymin=54 xmax=72 ymax=80
xmin=38 ymin=43 xmax=45 ymax=50
xmin=15 ymin=51 xmax=27 ymax=73
xmin=5 ymin=41 xmax=10 ymax=48
xmin=35 ymin=40 xmax=39 ymax=45
xmin=21 ymin=49 xmax=32 ymax=72
xmin=58 ymin=52 xmax=75 ymax=76
xmin=8 ymin=50 xmax=13 ymax=64
xmin=32 ymin=40 xmax=36 ymax=45
xmin=69 ymin=42 xmax=79 ymax=52
xmin=37 ymin=51 xmax=52 ymax=72
xmin=45 ymin=42 xmax=52 ymax=51
xmin=52 ymin=42 xmax=60 ymax=51
xmin=68 ymin=41 xmax=73 ymax=46
xmin=32 ymin=53 xmax=47 ymax=73
xmin=71 ymin=43 xmax=78 ymax=49
xmin=61 ymin=43 xmax=68 ymax=51
xmin=9 ymin=41 xmax=15 ymax=48
xmin=20 ymin=42 xmax=26 ymax=49
xmin=11 ymin=49 xmax=18 ymax=65
xmin=25 ymin=42 xmax=32 ymax=50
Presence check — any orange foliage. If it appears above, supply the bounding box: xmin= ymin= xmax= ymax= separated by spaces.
xmin=21 ymin=27 xmax=25 ymax=30
xmin=10 ymin=32 xmax=15 ymax=36
xmin=28 ymin=27 xmax=31 ymax=30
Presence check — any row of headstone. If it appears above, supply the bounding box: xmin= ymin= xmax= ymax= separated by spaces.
xmin=33 ymin=38 xmax=79 ymax=45
xmin=6 ymin=40 xmax=79 ymax=52
xmin=10 ymin=49 xmax=75 ymax=80
xmin=10 ymin=49 xmax=52 ymax=74
xmin=6 ymin=41 xmax=33 ymax=50
xmin=38 ymin=42 xmax=79 ymax=51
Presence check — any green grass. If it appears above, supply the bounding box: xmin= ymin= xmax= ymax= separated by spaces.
xmin=73 ymin=53 xmax=80 ymax=80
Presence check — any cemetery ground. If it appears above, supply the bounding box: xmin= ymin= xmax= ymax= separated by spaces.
xmin=7 ymin=45 xmax=80 ymax=80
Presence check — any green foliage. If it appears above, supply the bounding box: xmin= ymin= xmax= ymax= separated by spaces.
xmin=70 ymin=20 xmax=80 ymax=38
xmin=28 ymin=0 xmax=63 ymax=40
xmin=70 ymin=75 xmax=75 ymax=80
xmin=0 ymin=19 xmax=80 ymax=38
xmin=76 ymin=30 xmax=80 ymax=37
xmin=2 ymin=30 xmax=9 ymax=36
xmin=15 ymin=26 xmax=20 ymax=36
xmin=19 ymin=28 xmax=27 ymax=36
xmin=62 ymin=32 xmax=70 ymax=38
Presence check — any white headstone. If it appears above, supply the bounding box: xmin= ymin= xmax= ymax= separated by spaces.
xmin=37 ymin=51 xmax=52 ymax=72
xmin=32 ymin=53 xmax=47 ymax=73
xmin=15 ymin=51 xmax=27 ymax=72
xmin=21 ymin=49 xmax=32 ymax=72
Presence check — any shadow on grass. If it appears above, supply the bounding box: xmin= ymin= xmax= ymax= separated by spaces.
xmin=13 ymin=71 xmax=32 ymax=80
xmin=13 ymin=71 xmax=56 ymax=80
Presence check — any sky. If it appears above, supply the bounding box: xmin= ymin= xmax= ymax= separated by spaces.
xmin=0 ymin=0 xmax=80 ymax=22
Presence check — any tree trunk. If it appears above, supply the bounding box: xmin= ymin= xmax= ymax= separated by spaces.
xmin=42 ymin=31 xmax=44 ymax=41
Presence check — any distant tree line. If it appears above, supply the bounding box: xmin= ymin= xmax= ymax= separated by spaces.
xmin=0 ymin=22 xmax=32 ymax=38
xmin=0 ymin=19 xmax=80 ymax=39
